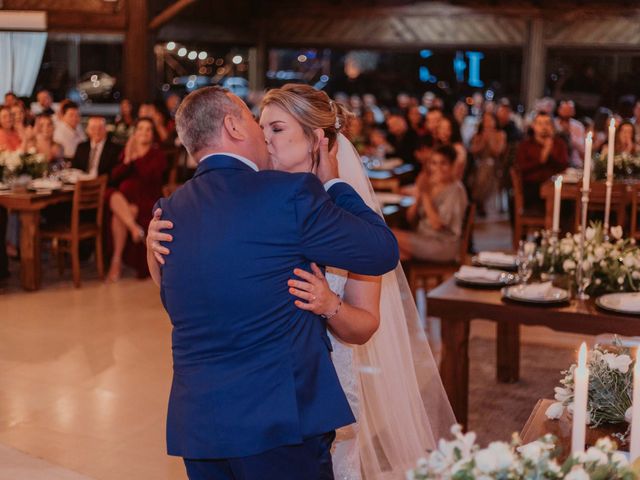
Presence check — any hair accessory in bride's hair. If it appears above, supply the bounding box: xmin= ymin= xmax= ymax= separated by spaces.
xmin=330 ymin=100 xmax=342 ymax=131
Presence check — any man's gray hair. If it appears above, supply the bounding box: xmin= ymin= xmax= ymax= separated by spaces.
xmin=175 ymin=86 xmax=241 ymax=155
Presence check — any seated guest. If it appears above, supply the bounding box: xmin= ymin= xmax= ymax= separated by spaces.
xmin=393 ymin=144 xmax=469 ymax=262
xmin=53 ymin=101 xmax=86 ymax=159
xmin=515 ymin=112 xmax=569 ymax=214
xmin=425 ymin=107 xmax=443 ymax=141
xmin=113 ymin=98 xmax=135 ymax=145
xmin=406 ymin=105 xmax=428 ymax=138
xmin=600 ymin=120 xmax=638 ymax=157
xmin=555 ymin=100 xmax=585 ymax=168
xmin=11 ymin=103 xmax=29 ymax=140
xmin=386 ymin=114 xmax=419 ymax=167
xmin=21 ymin=114 xmax=64 ymax=162
xmin=107 ymin=117 xmax=167 ymax=281
xmin=32 ymin=89 xmax=55 ymax=116
xmin=138 ymin=103 xmax=170 ymax=144
xmin=0 ymin=106 xmax=21 ymax=151
xmin=4 ymin=91 xmax=17 ymax=108
xmin=73 ymin=116 xmax=122 ymax=178
xmin=434 ymin=115 xmax=467 ymax=181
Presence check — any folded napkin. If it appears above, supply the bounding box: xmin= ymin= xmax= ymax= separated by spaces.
xmin=478 ymin=251 xmax=516 ymax=266
xmin=517 ymin=282 xmax=553 ymax=299
xmin=615 ymin=294 xmax=640 ymax=311
xmin=457 ymin=266 xmax=504 ymax=281
xmin=30 ymin=178 xmax=62 ymax=189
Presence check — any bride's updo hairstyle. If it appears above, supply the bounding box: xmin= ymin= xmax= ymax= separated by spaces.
xmin=261 ymin=83 xmax=354 ymax=170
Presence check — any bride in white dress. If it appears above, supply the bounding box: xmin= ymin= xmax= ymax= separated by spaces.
xmin=149 ymin=84 xmax=456 ymax=479
xmin=261 ymin=85 xmax=456 ymax=479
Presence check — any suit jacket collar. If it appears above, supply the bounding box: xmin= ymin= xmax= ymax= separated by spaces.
xmin=195 ymin=153 xmax=259 ymax=178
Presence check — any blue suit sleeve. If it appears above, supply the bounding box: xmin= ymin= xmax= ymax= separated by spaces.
xmin=295 ymin=174 xmax=399 ymax=275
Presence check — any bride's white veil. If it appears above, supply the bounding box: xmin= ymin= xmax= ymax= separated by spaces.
xmin=335 ymin=133 xmax=456 ymax=478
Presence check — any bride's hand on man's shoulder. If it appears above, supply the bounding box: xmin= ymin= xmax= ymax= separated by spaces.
xmin=288 ymin=263 xmax=340 ymax=316
xmin=315 ymin=137 xmax=339 ymax=185
xmin=147 ymin=208 xmax=174 ymax=265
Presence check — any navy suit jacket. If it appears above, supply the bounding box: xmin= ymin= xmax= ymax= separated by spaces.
xmin=157 ymin=154 xmax=399 ymax=459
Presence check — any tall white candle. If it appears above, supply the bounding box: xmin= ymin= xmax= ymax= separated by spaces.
xmin=607 ymin=118 xmax=615 ymax=178
xmin=583 ymin=132 xmax=593 ymax=192
xmin=552 ymin=175 xmax=563 ymax=233
xmin=630 ymin=350 xmax=640 ymax=461
xmin=571 ymin=342 xmax=589 ymax=455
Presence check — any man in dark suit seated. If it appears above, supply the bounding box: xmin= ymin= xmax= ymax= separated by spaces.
xmin=72 ymin=116 xmax=121 ymax=178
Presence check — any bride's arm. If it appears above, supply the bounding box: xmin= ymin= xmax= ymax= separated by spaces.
xmin=289 ymin=265 xmax=381 ymax=345
xmin=330 ymin=273 xmax=381 ymax=345
xmin=146 ymin=208 xmax=173 ymax=287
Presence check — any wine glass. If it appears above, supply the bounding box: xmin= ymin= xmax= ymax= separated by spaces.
xmin=517 ymin=241 xmax=534 ymax=284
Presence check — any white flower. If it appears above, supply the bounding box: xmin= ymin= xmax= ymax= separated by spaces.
xmin=632 ymin=271 xmax=640 ymax=280
xmin=611 ymin=225 xmax=623 ymax=239
xmin=612 ymin=451 xmax=629 ymax=466
xmin=561 ymin=240 xmax=574 ymax=255
xmin=474 ymin=442 xmax=513 ymax=473
xmin=618 ymin=276 xmax=625 ymax=285
xmin=582 ymin=259 xmax=592 ymax=271
xmin=545 ymin=402 xmax=564 ymax=420
xmin=594 ymin=246 xmax=606 ymax=260
xmin=603 ymin=353 xmax=632 ymax=373
xmin=584 ymin=446 xmax=609 ymax=465
xmin=595 ymin=437 xmax=615 ymax=451
xmin=585 ymin=227 xmax=596 ymax=241
xmin=563 ymin=259 xmax=576 ymax=271
xmin=600 ymin=260 xmax=607 ymax=268
xmin=624 ymin=254 xmax=635 ymax=268
xmin=518 ymin=442 xmax=542 ymax=461
xmin=554 ymin=387 xmax=571 ymax=402
xmin=565 ymin=465 xmax=590 ymax=480
xmin=626 ymin=407 xmax=633 ymax=423
xmin=547 ymin=460 xmax=561 ymax=473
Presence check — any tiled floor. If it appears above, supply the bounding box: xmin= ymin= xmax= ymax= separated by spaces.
xmin=0 ymin=271 xmax=186 ymax=479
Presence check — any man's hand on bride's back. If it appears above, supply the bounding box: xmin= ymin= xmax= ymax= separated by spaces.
xmin=315 ymin=137 xmax=339 ymax=184
xmin=147 ymin=208 xmax=174 ymax=265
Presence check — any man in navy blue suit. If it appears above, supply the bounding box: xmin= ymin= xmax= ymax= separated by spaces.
xmin=149 ymin=87 xmax=399 ymax=480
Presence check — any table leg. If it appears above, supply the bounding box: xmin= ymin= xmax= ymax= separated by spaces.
xmin=497 ymin=320 xmax=520 ymax=383
xmin=19 ymin=210 xmax=41 ymax=291
xmin=440 ymin=315 xmax=470 ymax=428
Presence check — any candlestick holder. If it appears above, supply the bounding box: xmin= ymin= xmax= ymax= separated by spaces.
xmin=576 ymin=187 xmax=590 ymax=300
xmin=603 ymin=172 xmax=613 ymax=240
xmin=549 ymin=229 xmax=559 ymax=275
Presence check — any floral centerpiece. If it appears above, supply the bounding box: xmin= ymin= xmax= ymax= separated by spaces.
xmin=593 ymin=152 xmax=640 ymax=181
xmin=0 ymin=150 xmax=48 ymax=182
xmin=407 ymin=424 xmax=636 ymax=479
xmin=533 ymin=223 xmax=640 ymax=297
xmin=546 ymin=341 xmax=633 ymax=436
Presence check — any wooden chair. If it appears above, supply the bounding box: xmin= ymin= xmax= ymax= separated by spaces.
xmin=630 ymin=184 xmax=640 ymax=240
xmin=406 ymin=203 xmax=476 ymax=297
xmin=41 ymin=175 xmax=107 ymax=288
xmin=574 ymin=181 xmax=629 ymax=233
xmin=510 ymin=167 xmax=545 ymax=250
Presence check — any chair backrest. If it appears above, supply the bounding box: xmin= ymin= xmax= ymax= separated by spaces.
xmin=586 ymin=181 xmax=628 ymax=203
xmin=631 ymin=184 xmax=640 ymax=239
xmin=459 ymin=203 xmax=476 ymax=263
xmin=71 ymin=175 xmax=107 ymax=232
xmin=509 ymin=167 xmax=524 ymax=216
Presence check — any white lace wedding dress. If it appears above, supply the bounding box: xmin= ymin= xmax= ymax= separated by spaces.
xmin=326 ymin=267 xmax=361 ymax=480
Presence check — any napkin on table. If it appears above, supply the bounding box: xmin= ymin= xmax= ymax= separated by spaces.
xmin=457 ymin=266 xmax=504 ymax=281
xmin=478 ymin=251 xmax=516 ymax=266
xmin=517 ymin=282 xmax=553 ymax=299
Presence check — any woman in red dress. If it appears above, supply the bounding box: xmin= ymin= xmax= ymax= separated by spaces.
xmin=108 ymin=117 xmax=167 ymax=281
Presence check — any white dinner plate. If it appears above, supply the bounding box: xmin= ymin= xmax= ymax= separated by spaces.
xmin=502 ymin=284 xmax=570 ymax=305
xmin=596 ymin=292 xmax=640 ymax=315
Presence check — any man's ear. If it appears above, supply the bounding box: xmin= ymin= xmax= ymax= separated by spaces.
xmin=223 ymin=114 xmax=245 ymax=141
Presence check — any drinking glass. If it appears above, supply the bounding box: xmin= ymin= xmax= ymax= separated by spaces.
xmin=517 ymin=241 xmax=534 ymax=284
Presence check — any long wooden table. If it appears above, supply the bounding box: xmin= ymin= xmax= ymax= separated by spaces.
xmin=427 ymin=277 xmax=640 ymax=427
xmin=521 ymin=399 xmax=627 ymax=458
xmin=0 ymin=188 xmax=74 ymax=290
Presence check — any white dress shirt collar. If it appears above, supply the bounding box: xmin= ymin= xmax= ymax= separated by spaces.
xmin=198 ymin=152 xmax=259 ymax=172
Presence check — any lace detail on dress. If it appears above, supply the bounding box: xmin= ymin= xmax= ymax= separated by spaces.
xmin=325 ymin=267 xmax=361 ymax=480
